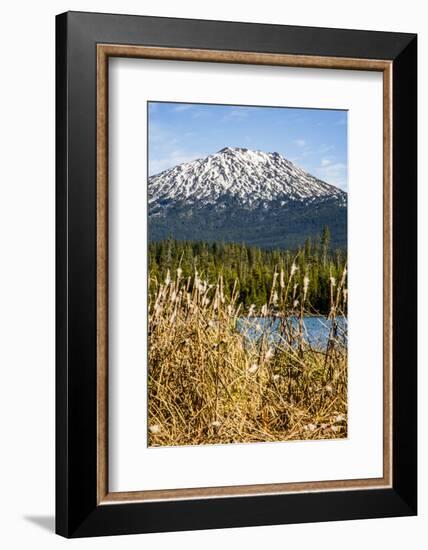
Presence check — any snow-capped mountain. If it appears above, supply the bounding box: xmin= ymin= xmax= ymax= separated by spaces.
xmin=149 ymin=147 xmax=345 ymax=210
xmin=148 ymin=147 xmax=347 ymax=249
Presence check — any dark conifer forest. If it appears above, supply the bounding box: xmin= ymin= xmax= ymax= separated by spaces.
xmin=149 ymin=226 xmax=346 ymax=314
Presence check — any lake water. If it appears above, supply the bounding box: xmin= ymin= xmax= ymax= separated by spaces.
xmin=236 ymin=316 xmax=347 ymax=349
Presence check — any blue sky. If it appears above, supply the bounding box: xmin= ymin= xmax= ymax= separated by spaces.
xmin=148 ymin=102 xmax=348 ymax=191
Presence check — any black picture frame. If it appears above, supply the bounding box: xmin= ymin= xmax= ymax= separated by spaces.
xmin=56 ymin=11 xmax=417 ymax=538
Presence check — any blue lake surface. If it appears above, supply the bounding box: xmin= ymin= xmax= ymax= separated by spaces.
xmin=236 ymin=316 xmax=347 ymax=349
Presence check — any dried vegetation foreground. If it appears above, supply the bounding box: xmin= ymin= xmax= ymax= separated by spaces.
xmin=148 ymin=265 xmax=348 ymax=447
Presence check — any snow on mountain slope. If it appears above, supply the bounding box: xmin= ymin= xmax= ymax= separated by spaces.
xmin=148 ymin=147 xmax=346 ymax=211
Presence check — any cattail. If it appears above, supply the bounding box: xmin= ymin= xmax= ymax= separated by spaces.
xmin=330 ymin=276 xmax=336 ymax=287
xmin=265 ymin=347 xmax=274 ymax=361
xmin=303 ymin=275 xmax=309 ymax=301
xmin=247 ymin=363 xmax=259 ymax=374
xmin=164 ymin=269 xmax=171 ymax=286
xmin=196 ymin=279 xmax=207 ymax=293
xmin=176 ymin=267 xmax=183 ymax=278
xmin=194 ymin=270 xmax=200 ymax=289
xmin=293 ymin=282 xmax=298 ymax=299
xmin=272 ymin=271 xmax=278 ymax=289
xmin=290 ymin=262 xmax=298 ymax=277
xmin=280 ymin=269 xmax=285 ymax=289
xmin=149 ymin=424 xmax=161 ymax=434
xmin=272 ymin=291 xmax=279 ymax=306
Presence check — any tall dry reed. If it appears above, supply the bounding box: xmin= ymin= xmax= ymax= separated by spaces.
xmin=148 ymin=262 xmax=347 ymax=446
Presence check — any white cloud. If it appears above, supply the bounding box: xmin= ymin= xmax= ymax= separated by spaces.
xmin=318 ymin=144 xmax=335 ymax=154
xmin=149 ymin=122 xmax=178 ymax=145
xmin=317 ymin=161 xmax=347 ymax=190
xmin=148 ymin=118 xmax=204 ymax=175
xmin=336 ymin=117 xmax=347 ymax=126
xmin=222 ymin=107 xmax=253 ymax=121
xmin=149 ymin=150 xmax=205 ymax=175
xmin=172 ymin=104 xmax=193 ymax=112
xmin=294 ymin=139 xmax=306 ymax=147
xmin=191 ymin=110 xmax=212 ymax=119
xmin=297 ymin=144 xmax=335 ymax=160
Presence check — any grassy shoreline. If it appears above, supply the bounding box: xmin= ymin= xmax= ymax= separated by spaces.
xmin=148 ymin=264 xmax=348 ymax=447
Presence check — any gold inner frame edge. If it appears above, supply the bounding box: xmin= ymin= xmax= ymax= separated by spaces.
xmin=96 ymin=44 xmax=393 ymax=505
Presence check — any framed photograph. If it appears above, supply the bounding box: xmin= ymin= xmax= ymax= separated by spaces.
xmin=56 ymin=11 xmax=417 ymax=538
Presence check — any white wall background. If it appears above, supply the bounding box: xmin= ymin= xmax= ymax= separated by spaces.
xmin=0 ymin=1 xmax=424 ymax=548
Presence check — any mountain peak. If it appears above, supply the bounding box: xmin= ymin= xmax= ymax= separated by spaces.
xmin=217 ymin=146 xmax=249 ymax=154
xmin=149 ymin=147 xmax=346 ymax=209
xmin=148 ymin=147 xmax=347 ymax=248
xmin=217 ymin=146 xmax=281 ymax=158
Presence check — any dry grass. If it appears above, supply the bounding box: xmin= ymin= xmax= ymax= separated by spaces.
xmin=148 ymin=264 xmax=347 ymax=447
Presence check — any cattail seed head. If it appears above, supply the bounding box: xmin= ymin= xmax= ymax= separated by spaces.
xmin=272 ymin=271 xmax=278 ymax=289
xmin=303 ymin=275 xmax=309 ymax=300
xmin=293 ymin=282 xmax=298 ymax=297
xmin=149 ymin=424 xmax=161 ymax=434
xmin=265 ymin=348 xmax=274 ymax=361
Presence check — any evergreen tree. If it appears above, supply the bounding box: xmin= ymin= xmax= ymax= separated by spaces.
xmin=321 ymin=225 xmax=331 ymax=268
xmin=148 ymin=226 xmax=346 ymax=314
